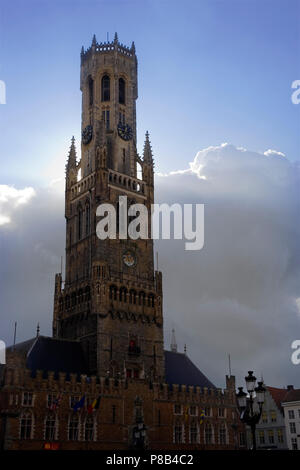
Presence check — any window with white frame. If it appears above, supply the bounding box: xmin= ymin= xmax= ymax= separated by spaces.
xmin=268 ymin=429 xmax=274 ymax=444
xmin=205 ymin=423 xmax=213 ymax=444
xmin=204 ymin=407 xmax=211 ymax=417
xmin=277 ymin=429 xmax=284 ymax=443
xmin=84 ymin=416 xmax=95 ymax=441
xmin=189 ymin=421 xmax=199 ymax=444
xmin=44 ymin=413 xmax=57 ymax=441
xmin=68 ymin=413 xmax=80 ymax=441
xmin=22 ymin=392 xmax=33 ymax=407
xmin=219 ymin=423 xmax=227 ymax=445
xmin=174 ymin=423 xmax=184 ymax=443
xmin=291 ymin=438 xmax=298 ymax=450
xmin=288 ymin=409 xmax=295 ymax=420
xmin=218 ymin=407 xmax=226 ymax=418
xmin=289 ymin=422 xmax=296 ymax=434
xmin=20 ymin=411 xmax=33 ymax=439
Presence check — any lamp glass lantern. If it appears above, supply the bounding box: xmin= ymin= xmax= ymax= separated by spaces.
xmin=254 ymin=381 xmax=266 ymax=405
xmin=245 ymin=371 xmax=256 ymax=393
xmin=236 ymin=387 xmax=247 ymax=409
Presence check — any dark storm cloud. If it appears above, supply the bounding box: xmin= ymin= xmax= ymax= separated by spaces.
xmin=0 ymin=143 xmax=299 ymax=388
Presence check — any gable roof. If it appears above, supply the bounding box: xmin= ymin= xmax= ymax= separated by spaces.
xmin=282 ymin=389 xmax=300 ymax=404
xmin=164 ymin=350 xmax=216 ymax=388
xmin=267 ymin=386 xmax=288 ymax=411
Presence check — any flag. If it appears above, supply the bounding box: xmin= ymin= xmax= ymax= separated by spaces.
xmin=87 ymin=395 xmax=101 ymax=414
xmin=199 ymin=409 xmax=205 ymax=424
xmin=50 ymin=394 xmax=62 ymax=411
xmin=73 ymin=395 xmax=85 ymax=411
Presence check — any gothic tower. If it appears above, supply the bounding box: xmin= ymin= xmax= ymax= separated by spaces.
xmin=53 ymin=34 xmax=164 ymax=382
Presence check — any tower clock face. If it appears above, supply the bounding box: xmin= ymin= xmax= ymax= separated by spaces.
xmin=82 ymin=125 xmax=93 ymax=145
xmin=117 ymin=123 xmax=133 ymax=141
xmin=122 ymin=251 xmax=136 ymax=267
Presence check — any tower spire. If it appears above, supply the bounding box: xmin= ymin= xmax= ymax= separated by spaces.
xmin=66 ymin=136 xmax=77 ymax=170
xmin=92 ymin=34 xmax=97 ymax=46
xmin=143 ymin=131 xmax=153 ymax=165
xmin=171 ymin=329 xmax=177 ymax=353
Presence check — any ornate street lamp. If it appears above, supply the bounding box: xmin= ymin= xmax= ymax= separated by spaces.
xmin=236 ymin=371 xmax=266 ymax=451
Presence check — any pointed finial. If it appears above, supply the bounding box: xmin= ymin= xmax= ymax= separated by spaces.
xmin=36 ymin=323 xmax=40 ymax=337
xmin=131 ymin=41 xmax=135 ymax=53
xmin=114 ymin=32 xmax=118 ymax=43
xmin=171 ymin=328 xmax=177 ymax=353
xmin=92 ymin=34 xmax=97 ymax=46
xmin=66 ymin=136 xmax=77 ymax=170
xmin=143 ymin=130 xmax=153 ymax=165
xmin=81 ymin=45 xmax=84 ymax=56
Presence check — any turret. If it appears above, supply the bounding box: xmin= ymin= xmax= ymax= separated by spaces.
xmin=65 ymin=136 xmax=77 ymax=187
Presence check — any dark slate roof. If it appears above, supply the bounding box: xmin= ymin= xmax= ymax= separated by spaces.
xmin=164 ymin=350 xmax=216 ymax=388
xmin=7 ymin=336 xmax=216 ymax=388
xmin=6 ymin=338 xmax=36 ymax=354
xmin=7 ymin=336 xmax=89 ymax=377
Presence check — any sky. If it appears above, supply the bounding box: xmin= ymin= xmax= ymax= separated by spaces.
xmin=0 ymin=0 xmax=300 ymax=388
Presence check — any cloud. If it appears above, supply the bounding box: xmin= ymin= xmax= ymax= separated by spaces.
xmin=155 ymin=143 xmax=300 ymax=387
xmin=0 ymin=143 xmax=299 ymax=389
xmin=0 ymin=185 xmax=36 ymax=226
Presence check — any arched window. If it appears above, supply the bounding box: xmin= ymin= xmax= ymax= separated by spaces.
xmin=139 ymin=291 xmax=146 ymax=306
xmin=190 ymin=421 xmax=199 ymax=444
xmin=101 ymin=75 xmax=110 ymax=101
xmin=119 ymin=78 xmax=125 ymax=104
xmin=68 ymin=414 xmax=80 ymax=441
xmin=219 ymin=423 xmax=227 ymax=445
xmin=71 ymin=292 xmax=77 ymax=307
xmin=84 ymin=416 xmax=95 ymax=441
xmin=78 ymin=206 xmax=82 ymax=240
xmin=88 ymin=76 xmax=94 ymax=106
xmin=129 ymin=289 xmax=137 ymax=304
xmin=45 ymin=413 xmax=57 ymax=441
xmin=174 ymin=421 xmax=184 ymax=444
xmin=85 ymin=285 xmax=91 ymax=301
xmin=205 ymin=423 xmax=213 ymax=444
xmin=85 ymin=202 xmax=90 ymax=236
xmin=109 ymin=285 xmax=117 ymax=300
xmin=20 ymin=411 xmax=33 ymax=439
xmin=119 ymin=287 xmax=127 ymax=303
xmin=148 ymin=293 xmax=155 ymax=308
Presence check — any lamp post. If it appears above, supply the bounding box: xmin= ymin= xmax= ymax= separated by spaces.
xmin=236 ymin=371 xmax=266 ymax=451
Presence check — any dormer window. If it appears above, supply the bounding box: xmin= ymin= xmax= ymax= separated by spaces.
xmin=119 ymin=78 xmax=125 ymax=104
xmin=101 ymin=75 xmax=110 ymax=101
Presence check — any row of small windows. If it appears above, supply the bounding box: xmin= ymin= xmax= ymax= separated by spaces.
xmin=258 ymin=429 xmax=284 ymax=445
xmin=88 ymin=75 xmax=126 ymax=105
xmin=174 ymin=404 xmax=226 ymax=418
xmin=173 ymin=423 xmax=228 ymax=445
xmin=19 ymin=412 xmax=98 ymax=441
xmin=59 ymin=287 xmax=91 ymax=311
xmin=109 ymin=285 xmax=155 ymax=307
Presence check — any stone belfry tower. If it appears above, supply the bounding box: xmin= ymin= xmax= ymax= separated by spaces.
xmin=53 ymin=34 xmax=164 ymax=381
